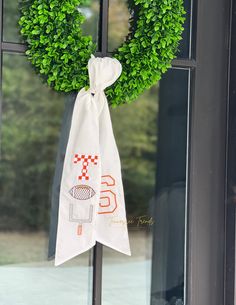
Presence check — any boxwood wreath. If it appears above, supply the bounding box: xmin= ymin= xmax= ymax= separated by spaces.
xmin=19 ymin=0 xmax=185 ymax=106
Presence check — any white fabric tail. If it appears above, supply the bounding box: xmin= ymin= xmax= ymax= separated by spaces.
xmin=55 ymin=55 xmax=131 ymax=266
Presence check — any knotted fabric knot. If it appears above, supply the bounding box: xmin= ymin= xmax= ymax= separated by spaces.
xmin=88 ymin=54 xmax=122 ymax=94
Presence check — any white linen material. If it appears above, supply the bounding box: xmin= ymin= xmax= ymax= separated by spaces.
xmin=55 ymin=55 xmax=131 ymax=266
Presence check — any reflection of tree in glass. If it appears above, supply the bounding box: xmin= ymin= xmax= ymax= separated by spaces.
xmin=0 ymin=54 xmax=65 ymax=230
xmin=108 ymin=0 xmax=130 ymax=51
xmin=111 ymin=86 xmax=158 ymax=216
xmin=79 ymin=0 xmax=129 ymax=50
xmin=3 ymin=0 xmax=22 ymax=42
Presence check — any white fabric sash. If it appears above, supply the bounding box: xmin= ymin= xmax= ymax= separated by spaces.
xmin=55 ymin=55 xmax=131 ymax=266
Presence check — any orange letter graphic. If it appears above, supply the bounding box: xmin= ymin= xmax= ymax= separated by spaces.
xmin=98 ymin=175 xmax=117 ymax=214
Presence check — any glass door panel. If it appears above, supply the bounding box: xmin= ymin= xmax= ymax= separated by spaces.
xmin=101 ymin=86 xmax=158 ymax=305
xmin=3 ymin=0 xmax=22 ymax=43
xmin=0 ymin=53 xmax=93 ymax=305
xmin=108 ymin=0 xmax=129 ymax=52
xmin=151 ymin=69 xmax=189 ymax=305
xmin=102 ymin=69 xmax=189 ymax=305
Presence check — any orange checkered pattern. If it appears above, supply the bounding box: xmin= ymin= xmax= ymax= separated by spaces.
xmin=73 ymin=154 xmax=98 ymax=181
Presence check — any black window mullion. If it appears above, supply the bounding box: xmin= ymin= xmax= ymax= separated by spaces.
xmin=92 ymin=1 xmax=110 ymax=305
xmin=99 ymin=0 xmax=109 ymax=56
xmin=1 ymin=41 xmax=26 ymax=53
xmin=92 ymin=242 xmax=103 ymax=305
xmin=172 ymin=58 xmax=196 ymax=69
xmin=225 ymin=0 xmax=236 ymax=303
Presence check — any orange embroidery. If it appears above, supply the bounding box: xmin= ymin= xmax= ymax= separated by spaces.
xmin=77 ymin=225 xmax=83 ymax=235
xmin=101 ymin=175 xmax=115 ymax=186
xmin=73 ymin=154 xmax=98 ymax=181
xmin=98 ymin=176 xmax=117 ymax=214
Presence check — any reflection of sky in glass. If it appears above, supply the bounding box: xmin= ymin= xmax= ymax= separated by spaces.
xmin=77 ymin=7 xmax=93 ymax=19
xmin=78 ymin=1 xmax=100 ymax=44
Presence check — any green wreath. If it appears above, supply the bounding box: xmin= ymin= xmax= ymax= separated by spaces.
xmin=19 ymin=0 xmax=185 ymax=106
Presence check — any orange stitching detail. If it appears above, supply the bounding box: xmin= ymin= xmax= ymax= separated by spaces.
xmin=101 ymin=175 xmax=115 ymax=186
xmin=98 ymin=190 xmax=117 ymax=214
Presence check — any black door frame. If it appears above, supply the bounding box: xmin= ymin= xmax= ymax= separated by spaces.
xmin=226 ymin=0 xmax=236 ymax=304
xmin=187 ymin=0 xmax=231 ymax=305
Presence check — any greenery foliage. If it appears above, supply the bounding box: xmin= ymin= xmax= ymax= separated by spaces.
xmin=19 ymin=0 xmax=185 ymax=106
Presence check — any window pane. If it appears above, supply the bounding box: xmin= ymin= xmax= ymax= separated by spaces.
xmin=108 ymin=0 xmax=130 ymax=52
xmin=3 ymin=0 xmax=100 ymax=44
xmin=0 ymin=53 xmax=92 ymax=305
xmin=78 ymin=0 xmax=100 ymax=45
xmin=102 ymin=69 xmax=189 ymax=305
xmin=3 ymin=0 xmax=22 ymax=43
xmin=151 ymin=69 xmax=189 ymax=305
xmin=108 ymin=0 xmax=192 ymax=58
xmin=101 ymin=86 xmax=158 ymax=305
